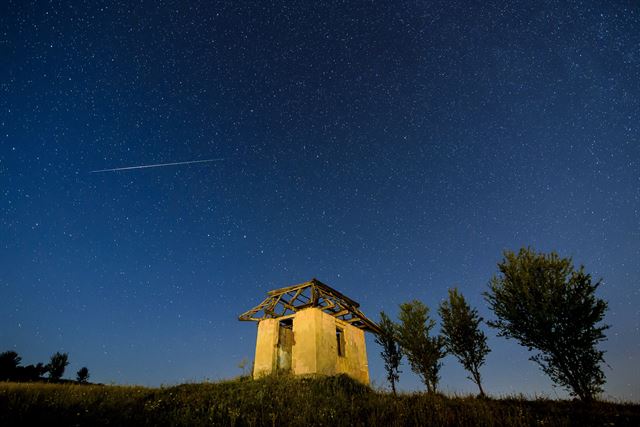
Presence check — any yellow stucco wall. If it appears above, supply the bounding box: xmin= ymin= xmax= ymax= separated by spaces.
xmin=251 ymin=307 xmax=370 ymax=384
xmin=252 ymin=318 xmax=278 ymax=378
xmin=291 ymin=308 xmax=318 ymax=375
xmin=335 ymin=317 xmax=370 ymax=384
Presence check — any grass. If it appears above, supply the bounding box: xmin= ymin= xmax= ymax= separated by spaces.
xmin=1 ymin=375 xmax=639 ymax=426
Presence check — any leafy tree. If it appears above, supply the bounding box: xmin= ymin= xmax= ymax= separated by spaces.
xmin=0 ymin=351 xmax=22 ymax=381
xmin=47 ymin=352 xmax=69 ymax=381
xmin=439 ymin=288 xmax=490 ymax=396
xmin=374 ymin=311 xmax=403 ymax=395
xmin=17 ymin=363 xmax=48 ymax=382
xmin=484 ymin=248 xmax=609 ymax=401
xmin=395 ymin=300 xmax=446 ymax=393
xmin=76 ymin=367 xmax=90 ymax=383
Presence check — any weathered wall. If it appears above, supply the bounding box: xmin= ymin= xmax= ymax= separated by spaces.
xmin=291 ymin=308 xmax=318 ymax=375
xmin=335 ymin=317 xmax=369 ymax=384
xmin=315 ymin=309 xmax=338 ymax=376
xmin=252 ymin=318 xmax=278 ymax=378
xmin=252 ymin=308 xmax=370 ymax=384
xmin=299 ymin=308 xmax=369 ymax=383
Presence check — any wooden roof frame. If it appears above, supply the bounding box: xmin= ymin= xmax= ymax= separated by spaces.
xmin=239 ymin=278 xmax=381 ymax=334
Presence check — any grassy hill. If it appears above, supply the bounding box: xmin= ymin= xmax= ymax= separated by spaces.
xmin=1 ymin=375 xmax=638 ymax=426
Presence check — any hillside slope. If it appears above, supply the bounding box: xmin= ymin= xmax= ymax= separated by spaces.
xmin=1 ymin=375 xmax=638 ymax=426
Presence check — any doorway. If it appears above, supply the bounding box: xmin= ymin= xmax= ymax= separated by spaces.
xmin=277 ymin=318 xmax=293 ymax=373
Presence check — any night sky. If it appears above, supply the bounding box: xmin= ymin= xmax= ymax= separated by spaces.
xmin=2 ymin=1 xmax=639 ymax=400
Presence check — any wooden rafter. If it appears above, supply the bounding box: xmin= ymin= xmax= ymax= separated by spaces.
xmin=333 ymin=309 xmax=350 ymax=318
xmin=238 ymin=278 xmax=381 ymax=334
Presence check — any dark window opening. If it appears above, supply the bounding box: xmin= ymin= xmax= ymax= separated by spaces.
xmin=279 ymin=318 xmax=293 ymax=329
xmin=336 ymin=327 xmax=345 ymax=357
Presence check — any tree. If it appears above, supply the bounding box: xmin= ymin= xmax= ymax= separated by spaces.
xmin=374 ymin=311 xmax=403 ymax=395
xmin=17 ymin=363 xmax=48 ymax=382
xmin=76 ymin=367 xmax=90 ymax=383
xmin=0 ymin=351 xmax=22 ymax=381
xmin=438 ymin=288 xmax=490 ymax=396
xmin=47 ymin=352 xmax=69 ymax=381
xmin=395 ymin=300 xmax=446 ymax=393
xmin=484 ymin=248 xmax=608 ymax=401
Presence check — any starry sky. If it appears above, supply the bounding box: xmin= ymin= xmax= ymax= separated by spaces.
xmin=1 ymin=0 xmax=639 ymax=400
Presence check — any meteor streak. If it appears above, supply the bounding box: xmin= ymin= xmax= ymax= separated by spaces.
xmin=90 ymin=158 xmax=224 ymax=173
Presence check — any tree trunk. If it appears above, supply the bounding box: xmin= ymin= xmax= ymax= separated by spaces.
xmin=473 ymin=370 xmax=485 ymax=397
xmin=477 ymin=380 xmax=485 ymax=397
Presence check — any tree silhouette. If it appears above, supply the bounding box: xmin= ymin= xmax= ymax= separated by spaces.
xmin=374 ymin=311 xmax=402 ymax=395
xmin=18 ymin=363 xmax=48 ymax=382
xmin=47 ymin=352 xmax=69 ymax=381
xmin=76 ymin=367 xmax=90 ymax=383
xmin=439 ymin=288 xmax=490 ymax=396
xmin=0 ymin=351 xmax=22 ymax=381
xmin=395 ymin=300 xmax=446 ymax=393
xmin=485 ymin=248 xmax=609 ymax=401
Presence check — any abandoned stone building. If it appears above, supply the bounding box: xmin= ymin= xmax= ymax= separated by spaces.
xmin=239 ymin=278 xmax=380 ymax=384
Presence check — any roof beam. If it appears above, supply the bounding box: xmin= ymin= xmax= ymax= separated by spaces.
xmin=239 ymin=279 xmax=381 ymax=334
